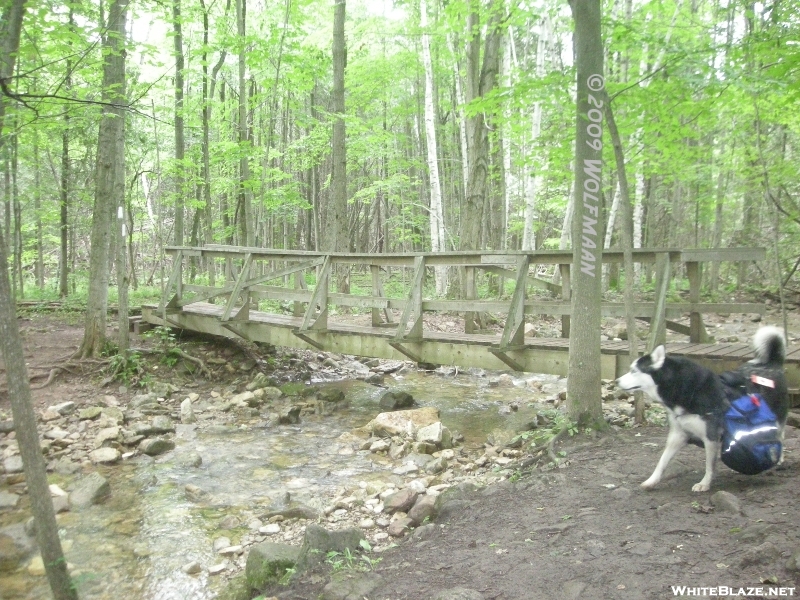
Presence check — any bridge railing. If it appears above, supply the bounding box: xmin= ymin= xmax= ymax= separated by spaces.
xmin=156 ymin=245 xmax=765 ymax=367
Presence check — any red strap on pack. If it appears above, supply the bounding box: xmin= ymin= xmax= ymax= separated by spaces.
xmin=750 ymin=394 xmax=761 ymax=407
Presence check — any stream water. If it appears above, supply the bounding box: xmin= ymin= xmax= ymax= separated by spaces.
xmin=4 ymin=369 xmax=560 ymax=600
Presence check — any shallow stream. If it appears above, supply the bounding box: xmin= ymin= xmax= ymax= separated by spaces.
xmin=8 ymin=369 xmax=559 ymax=600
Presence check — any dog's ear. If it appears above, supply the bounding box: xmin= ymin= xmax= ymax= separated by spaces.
xmin=651 ymin=345 xmax=666 ymax=369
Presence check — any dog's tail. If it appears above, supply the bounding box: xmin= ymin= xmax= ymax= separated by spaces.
xmin=752 ymin=326 xmax=786 ymax=365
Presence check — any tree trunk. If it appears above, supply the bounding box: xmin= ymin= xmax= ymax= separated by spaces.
xmin=522 ymin=16 xmax=550 ymax=251
xmin=460 ymin=2 xmax=503 ymax=251
xmin=329 ymin=0 xmax=350 ymax=293
xmin=33 ymin=129 xmax=43 ymax=288
xmin=199 ymin=0 xmax=229 ymax=285
xmin=421 ymin=0 xmax=447 ymax=295
xmin=606 ymin=99 xmax=645 ymax=423
xmin=566 ymin=0 xmax=604 ymax=428
xmin=173 ymin=0 xmax=185 ymax=248
xmin=236 ymin=0 xmax=253 ymax=246
xmin=78 ymin=0 xmax=129 ymax=358
xmin=0 ymin=2 xmax=78 ymax=597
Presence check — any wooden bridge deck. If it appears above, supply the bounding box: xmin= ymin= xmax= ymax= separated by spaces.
xmin=141 ymin=301 xmax=800 ymax=390
xmin=140 ymin=245 xmax=799 ymax=393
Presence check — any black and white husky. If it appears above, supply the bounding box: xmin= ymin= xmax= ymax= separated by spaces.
xmin=616 ymin=326 xmax=788 ymax=492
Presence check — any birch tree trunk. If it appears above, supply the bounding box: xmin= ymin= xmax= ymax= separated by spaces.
xmin=421 ymin=0 xmax=447 ymax=295
xmin=566 ymin=0 xmax=604 ymax=427
xmin=522 ymin=16 xmax=550 ymax=251
xmin=78 ymin=0 xmax=129 ymax=358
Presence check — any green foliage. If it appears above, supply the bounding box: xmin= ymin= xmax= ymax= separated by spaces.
xmin=325 ymin=543 xmax=382 ymax=573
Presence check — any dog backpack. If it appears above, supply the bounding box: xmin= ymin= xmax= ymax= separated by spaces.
xmin=720 ymin=394 xmax=782 ymax=475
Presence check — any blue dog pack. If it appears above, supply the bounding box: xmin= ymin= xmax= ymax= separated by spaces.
xmin=720 ymin=394 xmax=782 ymax=475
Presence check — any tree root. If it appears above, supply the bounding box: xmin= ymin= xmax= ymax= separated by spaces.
xmin=171 ymin=348 xmax=211 ymax=377
xmin=547 ymin=426 xmax=571 ymax=465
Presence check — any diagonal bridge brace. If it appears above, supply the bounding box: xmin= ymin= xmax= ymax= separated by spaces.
xmin=293 ymin=256 xmax=332 ymax=350
xmin=489 ymin=255 xmax=530 ymax=372
xmin=389 ymin=255 xmax=426 ymax=363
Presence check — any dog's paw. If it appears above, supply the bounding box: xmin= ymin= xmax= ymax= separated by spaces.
xmin=640 ymin=478 xmax=659 ymax=490
xmin=691 ymin=482 xmax=711 ymax=492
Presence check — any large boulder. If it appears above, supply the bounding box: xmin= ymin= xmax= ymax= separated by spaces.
xmin=295 ymin=524 xmax=365 ymax=572
xmin=368 ymin=407 xmax=439 ymax=438
xmin=244 ymin=542 xmax=300 ymax=589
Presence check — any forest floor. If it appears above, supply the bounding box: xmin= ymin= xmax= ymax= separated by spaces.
xmin=1 ymin=297 xmax=799 ymax=600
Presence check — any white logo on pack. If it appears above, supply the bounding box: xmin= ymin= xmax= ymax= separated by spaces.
xmin=751 ymin=374 xmax=775 ymax=388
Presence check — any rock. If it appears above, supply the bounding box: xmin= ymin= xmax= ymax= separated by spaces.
xmin=710 ymin=490 xmax=741 ymax=514
xmin=434 ymin=482 xmax=478 ymax=522
xmin=185 ymin=484 xmax=209 ymax=503
xmin=369 ymin=407 xmax=440 ymax=438
xmin=150 ymin=415 xmax=175 ymax=434
xmin=101 ymin=406 xmax=125 ymax=424
xmin=408 ymin=494 xmax=437 ymax=525
xmin=425 ymin=457 xmax=448 ymax=475
xmin=364 ymin=373 xmax=384 ymax=385
xmin=27 ymin=555 xmax=46 ymax=576
xmin=278 ymin=406 xmax=301 ymax=424
xmin=218 ymin=545 xmax=243 ymax=556
xmin=295 ymin=524 xmax=365 ymax=572
xmin=94 ymin=426 xmax=120 ymax=449
xmin=369 ymin=438 xmax=391 ymax=453
xmin=0 ymin=420 xmax=14 ymax=433
xmin=131 ymin=393 xmax=158 ymax=408
xmin=3 ymin=455 xmax=23 ymax=474
xmin=378 ymin=390 xmax=415 ymax=410
xmin=44 ymin=428 xmax=70 ymax=440
xmin=322 ymin=571 xmax=385 ymax=600
xmin=432 ymin=589 xmax=485 ymax=600
xmin=182 ymin=561 xmax=202 ymax=574
xmin=417 ymin=422 xmax=443 ymax=445
xmin=139 ymin=437 xmax=175 ymax=456
xmin=383 ymin=489 xmax=418 ymax=514
xmin=259 ymin=523 xmax=281 ymax=535
xmin=735 ymin=523 xmax=777 ymax=544
xmin=0 ymin=524 xmax=36 ymax=573
xmin=246 ymin=372 xmax=273 ymax=391
xmin=245 ymin=542 xmax=301 ymax=589
xmin=0 ymin=491 xmax=20 ymax=510
xmin=211 ymin=536 xmax=231 ymax=552
xmin=738 ymin=541 xmax=781 ymax=568
xmin=387 ymin=516 xmax=413 ymax=537
xmin=78 ymin=407 xmax=103 ymax=420
xmin=180 ymin=398 xmax=196 ymax=424
xmin=148 ymin=381 xmax=176 ymax=398
xmin=786 ymin=549 xmax=800 ymax=571
xmin=90 ymin=448 xmax=121 ymax=464
xmin=263 ymin=501 xmax=320 ymax=522
xmin=176 ymin=452 xmax=203 ymax=468
xmin=317 ymin=387 xmax=345 ymax=403
xmin=69 ymin=472 xmax=110 ymax=509
xmin=49 ymin=401 xmax=76 ymax=415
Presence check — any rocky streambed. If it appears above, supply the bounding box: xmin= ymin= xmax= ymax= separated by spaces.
xmin=0 ymin=350 xmax=646 ymax=600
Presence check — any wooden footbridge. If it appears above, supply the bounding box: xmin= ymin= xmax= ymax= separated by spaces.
xmin=141 ymin=245 xmax=800 ymax=391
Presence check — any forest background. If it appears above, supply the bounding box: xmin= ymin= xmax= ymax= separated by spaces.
xmin=1 ymin=0 xmax=799 ymax=329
